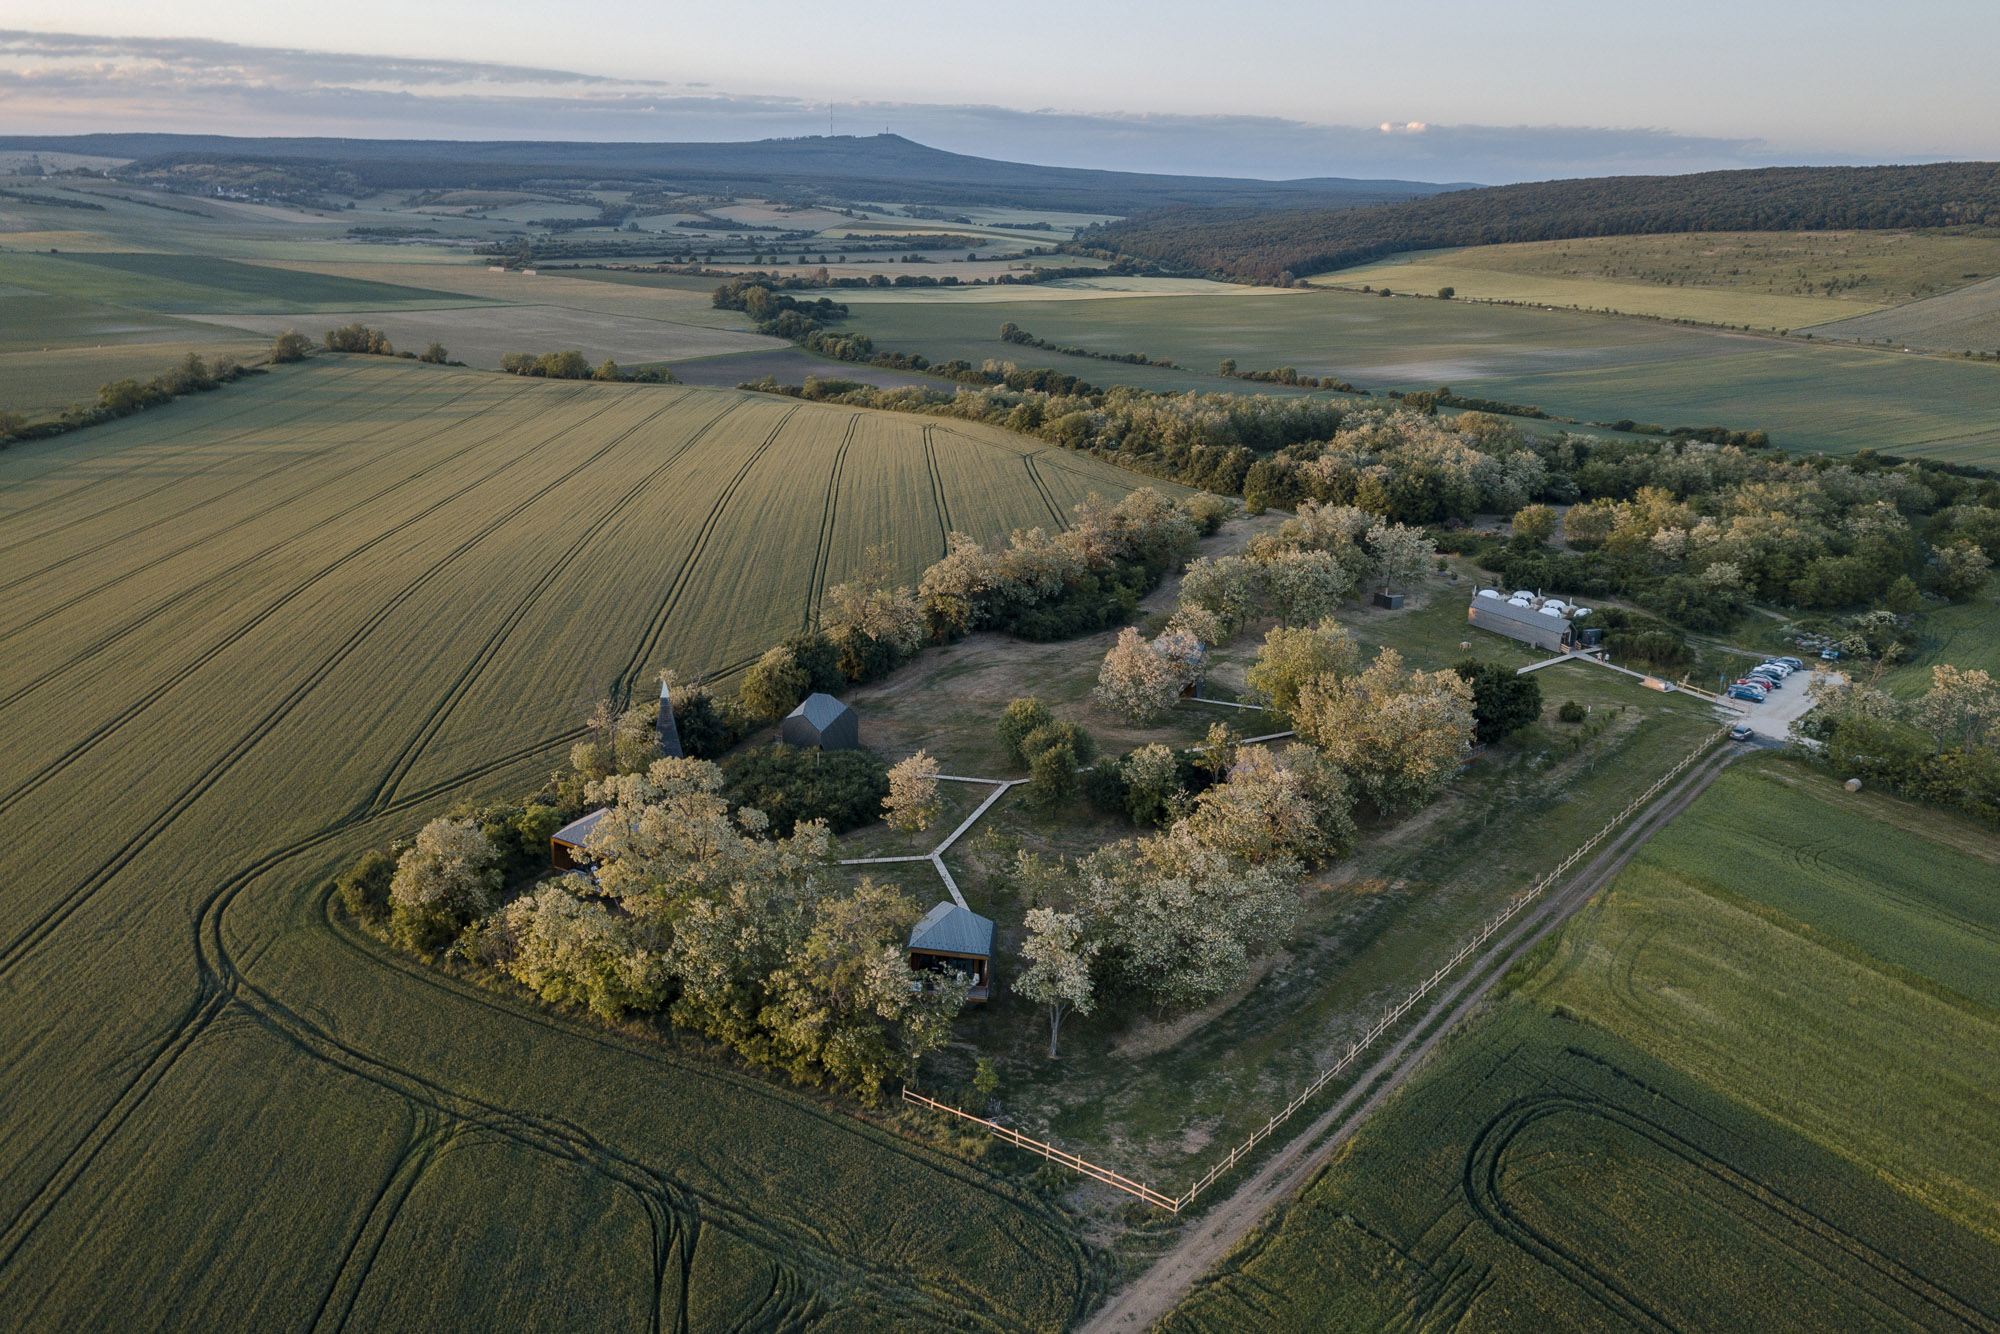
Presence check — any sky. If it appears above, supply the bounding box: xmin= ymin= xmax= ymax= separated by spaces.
xmin=3 ymin=2 xmax=1996 ymax=183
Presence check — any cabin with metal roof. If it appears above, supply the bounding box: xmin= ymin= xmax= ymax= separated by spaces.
xmin=780 ymin=692 xmax=859 ymax=751
xmin=1468 ymin=595 xmax=1577 ymax=653
xmin=550 ymin=807 xmax=609 ymax=870
xmin=908 ymin=901 xmax=994 ymax=1002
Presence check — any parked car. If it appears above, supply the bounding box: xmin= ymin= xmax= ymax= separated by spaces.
xmin=1773 ymin=656 xmax=1805 ymax=669
xmin=1732 ymin=679 xmax=1774 ymax=695
xmin=1758 ymin=661 xmax=1794 ymax=676
xmin=1729 ymin=723 xmax=1755 ymax=741
xmin=1728 ymin=686 xmax=1768 ymax=702
xmin=1747 ymin=671 xmax=1785 ymax=688
xmin=1821 ymin=648 xmax=1841 ymax=661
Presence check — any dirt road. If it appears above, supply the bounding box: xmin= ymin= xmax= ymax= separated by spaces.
xmin=1081 ymin=743 xmax=1739 ymax=1333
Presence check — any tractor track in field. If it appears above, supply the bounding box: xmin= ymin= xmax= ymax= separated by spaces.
xmin=0 ymin=368 xmax=440 ymax=586
xmin=1022 ymin=452 xmax=1067 ymax=528
xmin=0 ymin=732 xmax=1086 ymax=1334
xmin=0 ymin=367 xmax=373 ymax=527
xmin=922 ymin=426 xmax=953 ymax=550
xmin=306 ymin=1109 xmax=449 ymax=1334
xmin=368 ymin=393 xmax=741 ymax=811
xmin=0 ymin=383 xmax=554 ymax=709
xmin=0 ymin=384 xmax=1126 ymax=1330
xmin=804 ymin=414 xmax=857 ymax=630
xmin=610 ymin=404 xmax=800 ymax=706
xmin=1083 ymin=743 xmax=1739 ymax=1334
xmin=1462 ymin=1092 xmax=1999 ymax=1334
xmin=0 ymin=387 xmax=623 ymax=826
xmin=0 ymin=392 xmax=651 ymax=973
xmin=0 ymin=378 xmax=520 ymax=648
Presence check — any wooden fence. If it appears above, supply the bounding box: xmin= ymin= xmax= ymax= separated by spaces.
xmin=904 ymin=727 xmax=1727 ymax=1214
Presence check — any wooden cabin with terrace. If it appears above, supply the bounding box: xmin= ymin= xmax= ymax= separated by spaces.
xmin=908 ymin=901 xmax=994 ymax=1002
xmin=549 ymin=807 xmax=608 ymax=870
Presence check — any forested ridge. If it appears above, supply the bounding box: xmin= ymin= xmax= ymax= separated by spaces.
xmin=1087 ymin=162 xmax=2000 ymax=281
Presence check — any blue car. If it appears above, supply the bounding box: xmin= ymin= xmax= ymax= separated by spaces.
xmin=1728 ymin=685 xmax=1767 ymax=702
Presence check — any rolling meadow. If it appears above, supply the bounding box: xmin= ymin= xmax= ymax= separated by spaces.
xmin=0 ymin=358 xmax=1167 ymax=1331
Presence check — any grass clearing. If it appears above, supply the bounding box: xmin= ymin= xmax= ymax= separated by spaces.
xmin=0 ymin=359 xmax=1185 ymax=1329
xmin=1161 ymin=751 xmax=2000 ymax=1330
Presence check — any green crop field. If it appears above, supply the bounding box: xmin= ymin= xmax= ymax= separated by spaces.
xmin=838 ymin=285 xmax=2000 ymax=464
xmin=1317 ymin=230 xmax=2000 ymax=332
xmin=0 ymin=250 xmax=481 ymax=314
xmin=0 ymin=358 xmax=1177 ymax=1330
xmin=1162 ymin=755 xmax=2000 ymax=1332
xmin=1802 ymin=276 xmax=2000 ymax=355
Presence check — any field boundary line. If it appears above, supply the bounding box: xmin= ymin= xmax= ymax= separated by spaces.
xmin=904 ymin=727 xmax=1728 ymax=1213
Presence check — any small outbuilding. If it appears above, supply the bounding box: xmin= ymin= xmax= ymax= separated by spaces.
xmin=908 ymin=901 xmax=994 ymax=1002
xmin=780 ymin=692 xmax=859 ymax=751
xmin=550 ymin=807 xmax=609 ymax=870
xmin=1468 ymin=596 xmax=1578 ymax=653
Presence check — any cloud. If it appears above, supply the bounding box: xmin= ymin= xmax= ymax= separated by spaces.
xmin=0 ymin=29 xmax=1912 ymax=184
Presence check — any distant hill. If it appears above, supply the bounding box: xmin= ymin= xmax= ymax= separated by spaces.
xmin=0 ymin=132 xmax=1455 ymax=215
xmin=1087 ymin=162 xmax=2000 ymax=281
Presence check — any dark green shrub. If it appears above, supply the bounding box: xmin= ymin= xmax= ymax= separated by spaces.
xmin=332 ymin=848 xmax=397 ymax=924
xmin=834 ymin=626 xmax=901 ymax=684
xmin=1558 ymin=700 xmax=1587 ymax=724
xmin=722 ymin=745 xmax=889 ymax=836
xmin=1021 ymin=721 xmax=1097 ymax=769
xmin=1026 ymin=741 xmax=1079 ymax=810
xmin=1081 ymin=764 xmax=1128 ymax=816
xmin=782 ymin=632 xmax=846 ymax=694
xmin=997 ymin=698 xmax=1055 ymax=764
xmin=740 ymin=647 xmax=811 ymax=719
xmin=1453 ymin=659 xmax=1545 ymax=744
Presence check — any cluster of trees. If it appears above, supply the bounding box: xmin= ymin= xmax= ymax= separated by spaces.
xmin=338 ymin=700 xmax=964 ymax=1096
xmin=1017 ymin=642 xmax=1477 ymax=1053
xmin=916 ymin=488 xmax=1228 ymax=641
xmin=1217 ymin=359 xmax=1361 ymax=393
xmin=499 ymin=350 xmax=674 ymax=383
xmin=1800 ymin=666 xmax=2000 ymax=822
xmin=999 ymin=321 xmax=1186 ymax=370
xmin=3 ymin=351 xmax=257 ymax=445
xmin=319 ymin=322 xmax=453 ymax=365
xmin=1088 ymin=162 xmax=2000 ymax=282
xmin=710 ymin=278 xmax=851 ymax=340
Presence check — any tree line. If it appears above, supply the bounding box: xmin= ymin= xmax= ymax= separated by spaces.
xmin=1083 ymin=161 xmax=2000 ymax=283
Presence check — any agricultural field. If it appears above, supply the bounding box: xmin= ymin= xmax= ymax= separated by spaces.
xmin=1160 ymin=754 xmax=2000 ymax=1331
xmin=837 ymin=285 xmax=2000 ymax=464
xmin=1317 ymin=229 xmax=2000 ymax=332
xmin=1802 ymin=275 xmax=2000 ymax=355
xmin=0 ymin=358 xmax=1179 ymax=1330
